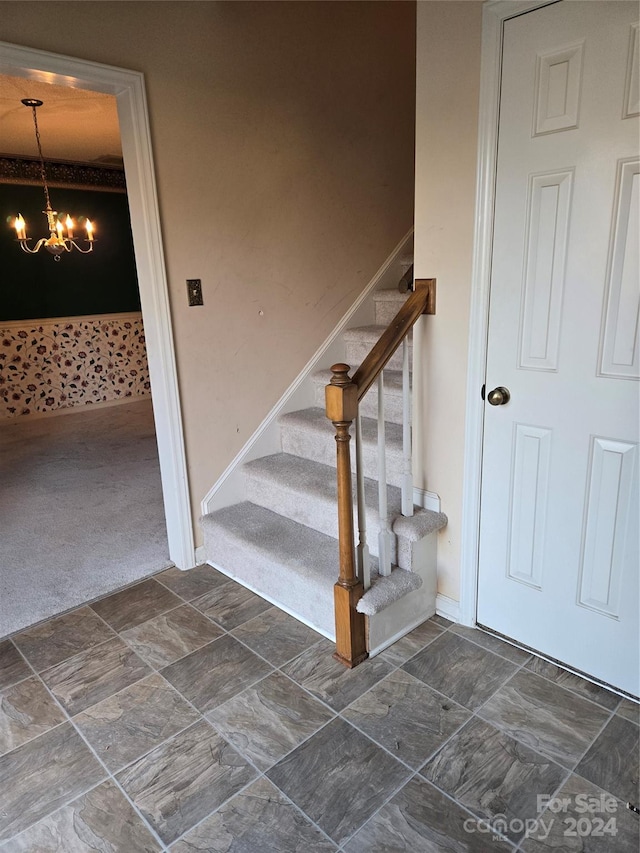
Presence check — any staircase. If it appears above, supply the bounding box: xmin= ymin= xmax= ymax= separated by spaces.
xmin=200 ymin=282 xmax=447 ymax=655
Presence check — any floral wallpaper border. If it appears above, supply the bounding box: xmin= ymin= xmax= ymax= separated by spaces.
xmin=0 ymin=312 xmax=150 ymax=419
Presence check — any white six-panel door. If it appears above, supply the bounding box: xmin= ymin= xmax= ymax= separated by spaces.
xmin=477 ymin=1 xmax=639 ymax=696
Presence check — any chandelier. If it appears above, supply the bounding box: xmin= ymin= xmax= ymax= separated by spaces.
xmin=11 ymin=99 xmax=95 ymax=261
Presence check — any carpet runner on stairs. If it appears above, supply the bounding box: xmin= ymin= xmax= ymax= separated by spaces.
xmin=201 ymin=287 xmax=447 ymax=645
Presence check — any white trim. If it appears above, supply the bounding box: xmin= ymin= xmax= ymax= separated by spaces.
xmin=436 ymin=593 xmax=460 ymax=624
xmin=368 ymin=611 xmax=436 ymax=657
xmin=459 ymin=0 xmax=560 ymax=627
xmin=201 ymin=228 xmax=414 ymax=516
xmin=413 ymin=487 xmax=441 ymax=513
xmin=0 ymin=41 xmax=195 ymax=569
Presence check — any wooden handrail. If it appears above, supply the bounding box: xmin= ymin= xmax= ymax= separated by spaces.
xmin=325 ymin=277 xmax=436 ymax=668
xmin=352 ymin=278 xmax=436 ymax=400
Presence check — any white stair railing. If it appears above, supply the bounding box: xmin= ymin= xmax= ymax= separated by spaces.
xmin=355 ymin=411 xmax=371 ymax=590
xmin=401 ymin=336 xmax=414 ymax=517
xmin=376 ymin=372 xmax=393 ymax=576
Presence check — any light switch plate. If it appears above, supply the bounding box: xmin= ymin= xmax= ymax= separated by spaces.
xmin=187 ymin=279 xmax=203 ymax=306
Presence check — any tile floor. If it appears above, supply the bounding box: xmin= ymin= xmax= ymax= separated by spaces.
xmin=0 ymin=565 xmax=638 ymax=852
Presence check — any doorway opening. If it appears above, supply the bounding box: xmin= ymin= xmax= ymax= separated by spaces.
xmin=0 ymin=41 xmax=194 ymax=635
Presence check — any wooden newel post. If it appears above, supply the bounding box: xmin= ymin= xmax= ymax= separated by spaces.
xmin=325 ymin=363 xmax=368 ymax=668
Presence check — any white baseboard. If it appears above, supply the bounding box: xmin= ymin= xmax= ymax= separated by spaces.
xmin=436 ymin=593 xmax=460 ymax=623
xmin=194 ymin=545 xmax=206 ymax=565
xmin=413 ymin=488 xmax=441 ymax=512
xmin=368 ymin=610 xmax=436 ymax=658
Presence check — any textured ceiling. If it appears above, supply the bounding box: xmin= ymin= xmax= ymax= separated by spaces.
xmin=0 ymin=75 xmax=122 ymax=165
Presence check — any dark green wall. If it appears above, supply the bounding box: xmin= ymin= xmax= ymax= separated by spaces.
xmin=0 ymin=184 xmax=140 ymax=321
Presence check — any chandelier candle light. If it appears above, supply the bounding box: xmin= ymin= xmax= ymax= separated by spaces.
xmin=12 ymin=99 xmax=95 ymax=260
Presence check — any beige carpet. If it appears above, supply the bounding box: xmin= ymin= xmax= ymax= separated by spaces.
xmin=0 ymin=399 xmax=172 ymax=638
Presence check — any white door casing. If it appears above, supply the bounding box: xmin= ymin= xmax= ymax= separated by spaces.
xmin=475 ymin=1 xmax=639 ymax=695
xmin=0 ymin=41 xmax=196 ymax=569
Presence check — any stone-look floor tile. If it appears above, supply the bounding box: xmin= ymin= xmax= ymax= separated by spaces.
xmin=378 ymin=618 xmax=445 ymax=668
xmin=430 ymin=614 xmax=454 ymax=629
xmin=0 ymin=722 xmax=104 ymax=842
xmin=2 ymin=779 xmax=161 ymax=852
xmin=451 ymin=624 xmax=532 ymax=665
xmin=171 ymin=777 xmax=337 ymax=852
xmin=121 ymin=605 xmax=224 ymax=669
xmin=0 ymin=676 xmax=66 ymax=756
xmin=117 ymin=719 xmax=257 ymax=845
xmin=192 ymin=581 xmax=271 ymax=631
xmin=207 ymin=671 xmax=334 ymax=771
xmin=266 ymin=717 xmax=410 ymax=846
xmin=281 ymin=639 xmax=393 ymax=712
xmin=90 ymin=578 xmax=182 ymax=633
xmin=479 ymin=669 xmax=610 ymax=769
xmin=231 ymin=607 xmax=321 ymax=667
xmin=0 ymin=642 xmax=30 ymax=690
xmin=74 ymin=672 xmax=201 ymax=772
xmin=422 ymin=717 xmax=568 ymax=843
xmin=12 ymin=608 xmax=114 ymax=672
xmin=161 ymin=635 xmax=272 ymax=713
xmin=521 ymin=774 xmax=640 ymax=853
xmin=617 ymin=697 xmax=640 ymax=725
xmin=343 ymin=775 xmax=514 ymax=853
xmin=156 ymin=564 xmax=229 ymax=602
xmin=525 ymin=658 xmax=621 ymax=711
xmin=343 ymin=669 xmax=471 ymax=768
xmin=576 ymin=714 xmax=639 ymax=804
xmin=403 ymin=631 xmax=518 ymax=711
xmin=41 ymin=637 xmax=151 ymax=716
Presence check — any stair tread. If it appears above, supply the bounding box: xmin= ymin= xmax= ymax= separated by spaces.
xmin=245 ymin=452 xmax=434 ymax=526
xmin=279 ymin=406 xmax=403 ymax=448
xmin=373 ymin=289 xmax=410 ymax=302
xmin=246 ymin=452 xmax=398 ymax=507
xmin=203 ymin=502 xmax=338 ymax=578
xmin=343 ymin=324 xmax=412 ymax=342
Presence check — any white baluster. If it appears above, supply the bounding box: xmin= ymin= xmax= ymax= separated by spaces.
xmin=355 ymin=410 xmax=371 ymax=590
xmin=377 ymin=373 xmax=393 ymax=576
xmin=401 ymin=335 xmax=414 ymax=517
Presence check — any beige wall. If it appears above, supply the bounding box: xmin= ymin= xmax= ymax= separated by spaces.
xmin=1 ymin=1 xmax=416 ymax=545
xmin=414 ymin=1 xmax=483 ymax=602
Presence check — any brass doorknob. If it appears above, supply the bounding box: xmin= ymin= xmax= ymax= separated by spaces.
xmin=487 ymin=386 xmax=510 ymax=406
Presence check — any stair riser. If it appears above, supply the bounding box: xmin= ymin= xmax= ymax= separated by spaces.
xmin=244 ymin=473 xmax=418 ymax=568
xmin=313 ymin=380 xmax=405 ymax=425
xmin=280 ymin=423 xmax=404 ymax=488
xmin=345 ymin=339 xmax=412 ymax=373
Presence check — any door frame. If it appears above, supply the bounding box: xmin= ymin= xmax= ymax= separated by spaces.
xmin=459 ymin=0 xmax=559 ymax=626
xmin=0 ymin=40 xmax=196 ymax=569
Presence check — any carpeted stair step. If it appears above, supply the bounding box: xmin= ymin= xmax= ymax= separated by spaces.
xmin=200 ymin=502 xmax=338 ymax=637
xmin=243 ymin=452 xmax=447 ymax=571
xmin=311 ymin=368 xmax=407 ymax=425
xmin=373 ymin=288 xmax=411 ymax=326
xmin=343 ymin=326 xmax=413 ymax=373
xmin=356 ymin=565 xmax=423 ymax=616
xmin=279 ymin=407 xmax=404 ymax=488
xmin=244 ymin=452 xmax=398 ymax=566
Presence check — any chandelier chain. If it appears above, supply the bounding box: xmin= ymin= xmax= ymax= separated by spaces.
xmin=30 ymin=105 xmax=53 ymax=213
